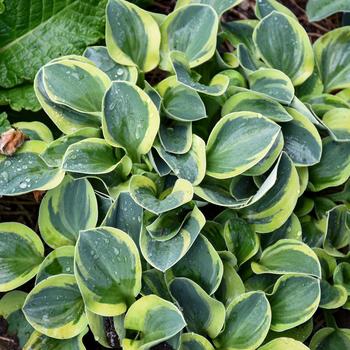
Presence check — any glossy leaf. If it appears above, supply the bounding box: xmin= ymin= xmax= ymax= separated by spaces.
xmin=253 ymin=11 xmax=314 ymax=86
xmin=74 ymin=226 xmax=142 ymax=316
xmin=106 ymin=0 xmax=160 ymax=72
xmin=39 ymin=176 xmax=98 ymax=248
xmin=23 ymin=274 xmax=87 ymax=339
xmin=307 ymin=0 xmax=350 ymax=21
xmin=175 ymin=0 xmax=243 ymax=16
xmin=0 ymin=222 xmax=44 ymax=292
xmin=259 ymin=338 xmax=309 ymax=350
xmin=323 ymin=108 xmax=350 ymax=142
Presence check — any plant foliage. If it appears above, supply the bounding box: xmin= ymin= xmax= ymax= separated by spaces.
xmin=0 ymin=0 xmax=350 ymax=349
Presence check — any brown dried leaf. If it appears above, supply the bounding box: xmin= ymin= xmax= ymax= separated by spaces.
xmin=0 ymin=128 xmax=27 ymax=156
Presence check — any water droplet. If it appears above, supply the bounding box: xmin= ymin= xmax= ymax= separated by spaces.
xmin=4 ymin=160 xmax=11 ymax=167
xmin=19 ymin=181 xmax=27 ymax=189
xmin=113 ymin=247 xmax=120 ymax=255
xmin=1 ymin=171 xmax=8 ymax=182
xmin=116 ymin=68 xmax=124 ymax=76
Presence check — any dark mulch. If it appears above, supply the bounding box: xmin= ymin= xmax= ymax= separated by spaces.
xmin=0 ymin=316 xmax=20 ymax=350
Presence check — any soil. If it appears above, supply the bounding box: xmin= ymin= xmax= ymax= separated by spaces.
xmin=0 ymin=316 xmax=20 ymax=350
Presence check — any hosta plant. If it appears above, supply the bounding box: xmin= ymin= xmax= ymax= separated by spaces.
xmin=0 ymin=0 xmax=350 ymax=349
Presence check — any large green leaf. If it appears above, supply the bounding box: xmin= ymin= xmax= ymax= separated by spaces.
xmin=307 ymin=0 xmax=350 ymax=21
xmin=248 ymin=68 xmax=295 ymax=105
xmin=253 ymin=11 xmax=314 ymax=86
xmin=180 ymin=333 xmax=215 ymax=350
xmin=0 ymin=222 xmax=44 ymax=292
xmin=123 ymin=295 xmax=186 ymax=349
xmin=129 ymin=175 xmax=193 ymax=215
xmin=175 ymin=0 xmax=243 ymax=16
xmin=154 ymin=135 xmax=206 ymax=186
xmin=74 ymin=226 xmax=142 ymax=316
xmin=319 ymin=280 xmax=348 ymax=309
xmin=169 ymin=277 xmax=225 ymax=338
xmin=160 ymin=4 xmax=218 ymax=71
xmin=251 ymin=239 xmax=321 ymax=278
xmin=102 ymin=81 xmax=160 ymax=162
xmin=314 ymin=27 xmax=350 ymax=92
xmin=38 ymin=176 xmax=98 ymax=248
xmin=241 ymin=153 xmax=299 ymax=233
xmin=106 ymin=0 xmax=160 ymax=72
xmin=62 ymin=138 xmax=121 ymax=174
xmin=140 ymin=206 xmax=205 ymax=271
xmin=206 ymin=112 xmax=280 ymax=179
xmin=309 ymin=137 xmax=350 ymax=191
xmin=0 ymin=0 xmax=107 ymax=89
xmin=259 ymin=338 xmax=309 ymax=350
xmin=167 ymin=234 xmax=223 ymax=295
xmin=281 ymin=108 xmax=322 ymax=166
xmin=310 ymin=328 xmax=350 ymax=350
xmin=214 ymin=291 xmax=271 ymax=350
xmin=0 ymin=141 xmax=64 ymax=196
xmin=255 ymin=0 xmax=297 ymax=19
xmin=35 ymin=246 xmax=75 ymax=284
xmin=222 ymin=91 xmax=293 ymax=122
xmin=268 ymin=274 xmax=321 ymax=332
xmin=23 ymin=274 xmax=87 ymax=339
xmin=23 ymin=330 xmax=87 ymax=350
xmin=323 ymin=108 xmax=350 ymax=142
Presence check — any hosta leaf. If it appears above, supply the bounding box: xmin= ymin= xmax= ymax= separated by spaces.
xmin=260 ymin=214 xmax=302 ymax=250
xmin=167 ymin=234 xmax=223 ymax=295
xmin=35 ymin=246 xmax=75 ymax=284
xmin=248 ymin=68 xmax=295 ymax=105
xmin=281 ymin=108 xmax=322 ymax=166
xmin=307 ymin=0 xmax=350 ymax=22
xmin=39 ymin=176 xmax=98 ymax=248
xmin=314 ymin=27 xmax=350 ymax=92
xmin=0 ymin=0 xmax=106 ymax=89
xmin=224 ymin=217 xmax=259 ymax=266
xmin=41 ymin=57 xmax=110 ymax=115
xmin=241 ymin=153 xmax=299 ymax=233
xmin=319 ymin=280 xmax=348 ymax=309
xmin=85 ymin=310 xmax=110 ymax=348
xmin=255 ymin=0 xmax=297 ymax=19
xmin=222 ymin=20 xmax=258 ymax=53
xmin=23 ymin=330 xmax=87 ymax=350
xmin=309 ymin=137 xmax=350 ymax=191
xmin=106 ymin=0 xmax=160 ymax=72
xmin=0 ymin=141 xmax=64 ymax=196
xmin=215 ymin=259 xmax=245 ymax=307
xmin=170 ymin=51 xmax=229 ymax=96
xmin=140 ymin=206 xmax=205 ymax=271
xmin=0 ymin=223 xmax=44 ymax=292
xmin=169 ymin=278 xmax=225 ymax=338
xmin=146 ymin=206 xmax=190 ymax=241
xmin=123 ymin=295 xmax=186 ymax=349
xmin=41 ymin=128 xmax=100 ymax=168
xmin=160 ymin=4 xmax=218 ymax=71
xmin=310 ymin=328 xmax=350 ymax=350
xmin=157 ymin=78 xmax=206 ymax=122
xmin=159 ymin=118 xmax=192 ymax=154
xmin=206 ymin=112 xmax=280 ymax=179
xmin=314 ymin=248 xmax=337 ymax=279
xmin=202 ymin=221 xmax=226 ymax=250
xmin=251 ymin=239 xmax=321 ymax=278
xmin=323 ymin=108 xmax=350 ymax=142
xmin=0 ymin=291 xmax=34 ymax=347
xmin=149 ymin=148 xmax=172 ymax=177
xmin=253 ymin=11 xmax=314 ymax=86
xmin=154 ymin=135 xmax=206 ymax=185
xmin=141 ymin=269 xmax=172 ymax=301
xmin=62 ymin=138 xmax=120 ymax=174
xmin=259 ymin=338 xmax=309 ymax=350
xmin=214 ymin=291 xmax=271 ymax=350
xmin=323 ymin=205 xmax=350 ymax=257
xmin=74 ymin=226 xmax=142 ymax=316
xmin=83 ymin=46 xmax=138 ymax=82
xmin=129 ymin=175 xmax=193 ymax=215
xmin=12 ymin=121 xmax=53 ymax=143
xmin=304 ymin=93 xmax=350 ymax=117
xmin=23 ymin=274 xmax=87 ymax=339
xmin=333 ymin=262 xmax=350 ymax=295
xmin=175 ymin=0 xmax=243 ymax=16
xmin=102 ymin=192 xmax=143 ymax=246
xmin=222 ymin=91 xmax=293 ymax=122
xmin=102 ymin=81 xmax=160 ymax=161
xmin=180 ymin=333 xmax=215 ymax=350
xmin=144 ymin=81 xmax=162 ymax=111
xmin=268 ymin=274 xmax=321 ymax=332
